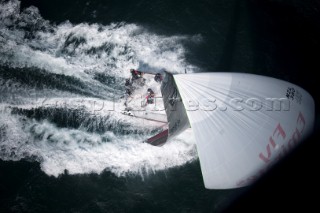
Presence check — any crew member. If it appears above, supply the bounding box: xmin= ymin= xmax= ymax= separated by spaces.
xmin=146 ymin=88 xmax=155 ymax=104
xmin=154 ymin=73 xmax=163 ymax=83
xmin=125 ymin=78 xmax=133 ymax=95
xmin=130 ymin=69 xmax=143 ymax=79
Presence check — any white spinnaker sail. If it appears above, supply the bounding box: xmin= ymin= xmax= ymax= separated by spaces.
xmin=174 ymin=73 xmax=314 ymax=189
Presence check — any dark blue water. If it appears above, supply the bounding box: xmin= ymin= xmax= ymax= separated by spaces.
xmin=1 ymin=0 xmax=319 ymax=212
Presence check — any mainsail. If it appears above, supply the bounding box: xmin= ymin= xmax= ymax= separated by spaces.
xmin=173 ymin=72 xmax=315 ymax=189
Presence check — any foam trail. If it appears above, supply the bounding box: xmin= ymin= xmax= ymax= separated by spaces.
xmin=0 ymin=111 xmax=197 ymax=177
xmin=0 ymin=0 xmax=200 ymax=178
xmin=0 ymin=0 xmax=199 ymax=80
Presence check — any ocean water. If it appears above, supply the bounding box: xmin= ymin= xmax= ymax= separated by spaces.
xmin=1 ymin=0 xmax=319 ymax=212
